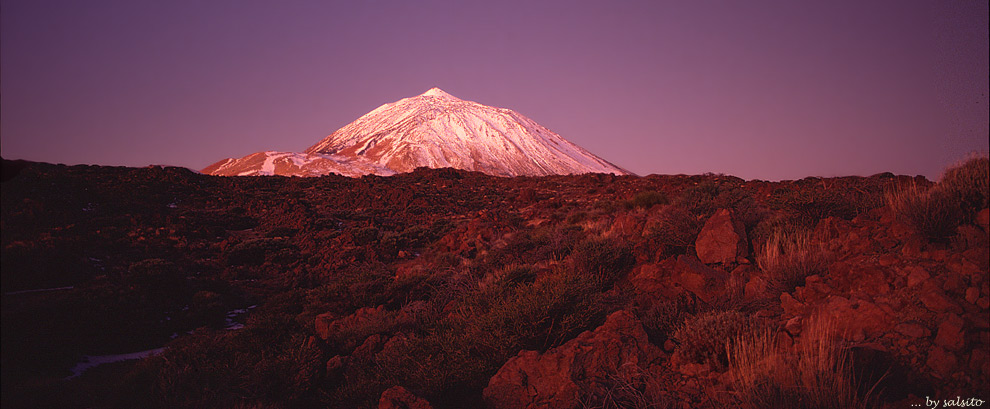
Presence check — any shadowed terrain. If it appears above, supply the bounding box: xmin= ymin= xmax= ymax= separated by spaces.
xmin=2 ymin=158 xmax=987 ymax=409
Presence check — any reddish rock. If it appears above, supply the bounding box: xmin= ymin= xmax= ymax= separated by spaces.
xmin=378 ymin=386 xmax=433 ymax=409
xmin=901 ymin=237 xmax=925 ymax=258
xmin=695 ymin=208 xmax=748 ymax=264
xmin=784 ymin=316 xmax=802 ymax=336
xmin=629 ymin=263 xmax=666 ymax=296
xmin=934 ymin=314 xmax=965 ymax=351
xmin=776 ymin=331 xmax=794 ymax=351
xmin=904 ymin=266 xmax=930 ymax=287
xmin=942 ymin=274 xmax=966 ymax=293
xmin=314 ymin=305 xmax=390 ymax=344
xmin=817 ymin=296 xmax=890 ymax=342
xmin=780 ymin=293 xmax=803 ymax=316
xmin=483 ymin=310 xmax=662 ymax=409
xmin=395 ymin=262 xmax=428 ymax=281
xmin=353 ymin=334 xmax=386 ymax=360
xmin=608 ymin=212 xmax=644 ymax=238
xmin=894 ymin=322 xmax=931 ymax=338
xmin=926 ymin=347 xmax=957 ymax=378
xmin=378 ymin=332 xmax=412 ymax=359
xmin=918 ymin=281 xmax=961 ymax=314
xmin=947 ymin=255 xmax=981 ymax=280
xmin=326 ymin=355 xmax=349 ymax=382
xmin=673 ymin=271 xmax=706 ymax=300
xmin=976 ymin=208 xmax=990 ymax=233
xmin=970 ymin=349 xmax=990 ymax=378
xmin=850 ymin=265 xmax=891 ymax=295
xmin=671 ymin=254 xmax=726 ymax=302
xmin=438 ymin=217 xmax=494 ymax=254
xmin=314 ymin=312 xmax=336 ymax=340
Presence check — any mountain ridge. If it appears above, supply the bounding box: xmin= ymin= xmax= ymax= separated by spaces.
xmin=203 ymin=88 xmax=630 ymax=177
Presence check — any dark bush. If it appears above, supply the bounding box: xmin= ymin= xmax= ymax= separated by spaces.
xmin=885 ymin=155 xmax=987 ymax=242
xmin=768 ymin=182 xmax=861 ymax=225
xmin=940 ymin=155 xmax=989 ymax=217
xmin=351 ymin=226 xmax=381 ymax=246
xmin=886 ymin=183 xmax=964 ymax=243
xmin=674 ymin=310 xmax=758 ymax=370
xmin=225 ymin=238 xmax=296 ymax=266
xmin=640 ymin=294 xmax=696 ymax=345
xmin=644 ymin=205 xmax=703 ymax=259
xmin=571 ymin=237 xmax=636 ymax=289
xmin=624 ymin=190 xmax=669 ymax=210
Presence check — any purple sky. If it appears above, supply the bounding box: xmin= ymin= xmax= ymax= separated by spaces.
xmin=2 ymin=0 xmax=987 ymax=180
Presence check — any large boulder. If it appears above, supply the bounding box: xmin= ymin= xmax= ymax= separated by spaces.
xmin=671 ymin=254 xmax=728 ymax=303
xmin=483 ymin=310 xmax=663 ymax=409
xmin=378 ymin=386 xmax=433 ymax=409
xmin=695 ymin=208 xmax=748 ymax=264
xmin=816 ymin=296 xmax=892 ymax=342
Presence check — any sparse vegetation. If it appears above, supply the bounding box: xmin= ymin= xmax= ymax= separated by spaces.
xmin=624 ymin=190 xmax=669 ymax=210
xmin=939 ymin=155 xmax=990 ymax=213
xmin=673 ymin=310 xmax=759 ymax=370
xmin=571 ymin=236 xmax=636 ymax=289
xmin=728 ymin=315 xmax=882 ymax=409
xmin=756 ymin=226 xmax=830 ymax=293
xmin=886 ymin=155 xmax=989 ymax=242
xmin=2 ymin=160 xmax=986 ymax=409
xmin=643 ymin=204 xmax=703 ymax=259
xmin=639 ymin=294 xmax=695 ymax=345
xmin=885 ymin=182 xmax=963 ymax=242
xmin=579 ymin=371 xmax=676 ymax=409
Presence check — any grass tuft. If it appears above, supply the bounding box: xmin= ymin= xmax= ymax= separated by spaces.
xmin=886 ymin=154 xmax=989 ymax=242
xmin=728 ymin=315 xmax=883 ymax=409
xmin=756 ymin=227 xmax=829 ymax=293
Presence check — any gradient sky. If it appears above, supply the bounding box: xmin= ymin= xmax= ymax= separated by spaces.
xmin=2 ymin=0 xmax=987 ymax=180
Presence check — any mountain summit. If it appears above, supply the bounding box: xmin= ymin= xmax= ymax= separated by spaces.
xmin=203 ymin=88 xmax=629 ymax=177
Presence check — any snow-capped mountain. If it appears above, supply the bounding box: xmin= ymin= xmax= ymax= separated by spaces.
xmin=203 ymin=88 xmax=629 ymax=177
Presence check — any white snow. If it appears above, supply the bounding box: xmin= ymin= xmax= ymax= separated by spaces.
xmin=207 ymin=87 xmax=628 ymax=177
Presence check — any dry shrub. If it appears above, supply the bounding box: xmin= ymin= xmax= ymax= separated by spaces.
xmin=362 ymin=270 xmax=621 ymax=406
xmin=623 ymin=190 xmax=669 ymax=210
xmin=579 ymin=371 xmax=677 ymax=409
xmin=728 ymin=315 xmax=882 ymax=409
xmin=477 ymin=264 xmax=537 ymax=295
xmin=887 ymin=155 xmax=989 ymax=242
xmin=885 ymin=182 xmax=963 ymax=243
xmin=939 ymin=154 xmax=989 ymax=212
xmin=673 ymin=310 xmax=758 ymax=370
xmin=639 ymin=294 xmax=696 ymax=345
xmin=756 ymin=227 xmax=829 ymax=293
xmin=571 ymin=237 xmax=636 ymax=290
xmin=644 ymin=204 xmax=703 ymax=259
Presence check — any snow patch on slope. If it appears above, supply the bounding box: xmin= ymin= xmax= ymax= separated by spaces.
xmin=204 ymin=88 xmax=628 ymax=177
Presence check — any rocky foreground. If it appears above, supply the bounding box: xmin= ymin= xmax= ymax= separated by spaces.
xmin=1 ymin=158 xmax=987 ymax=408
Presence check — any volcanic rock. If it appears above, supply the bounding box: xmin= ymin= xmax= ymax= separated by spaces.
xmin=378 ymin=386 xmax=433 ymax=409
xmin=695 ymin=209 xmax=748 ymax=264
xmin=483 ymin=310 xmax=662 ymax=409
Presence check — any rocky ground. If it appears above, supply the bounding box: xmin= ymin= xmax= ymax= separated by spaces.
xmin=1 ymin=158 xmax=987 ymax=409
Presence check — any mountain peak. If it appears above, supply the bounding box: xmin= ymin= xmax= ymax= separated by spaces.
xmin=205 ymin=89 xmax=630 ymax=177
xmin=419 ymin=87 xmax=460 ymax=100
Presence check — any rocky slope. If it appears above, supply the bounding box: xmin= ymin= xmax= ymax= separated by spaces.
xmin=2 ymin=158 xmax=987 ymax=409
xmin=203 ymin=88 xmax=629 ymax=177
